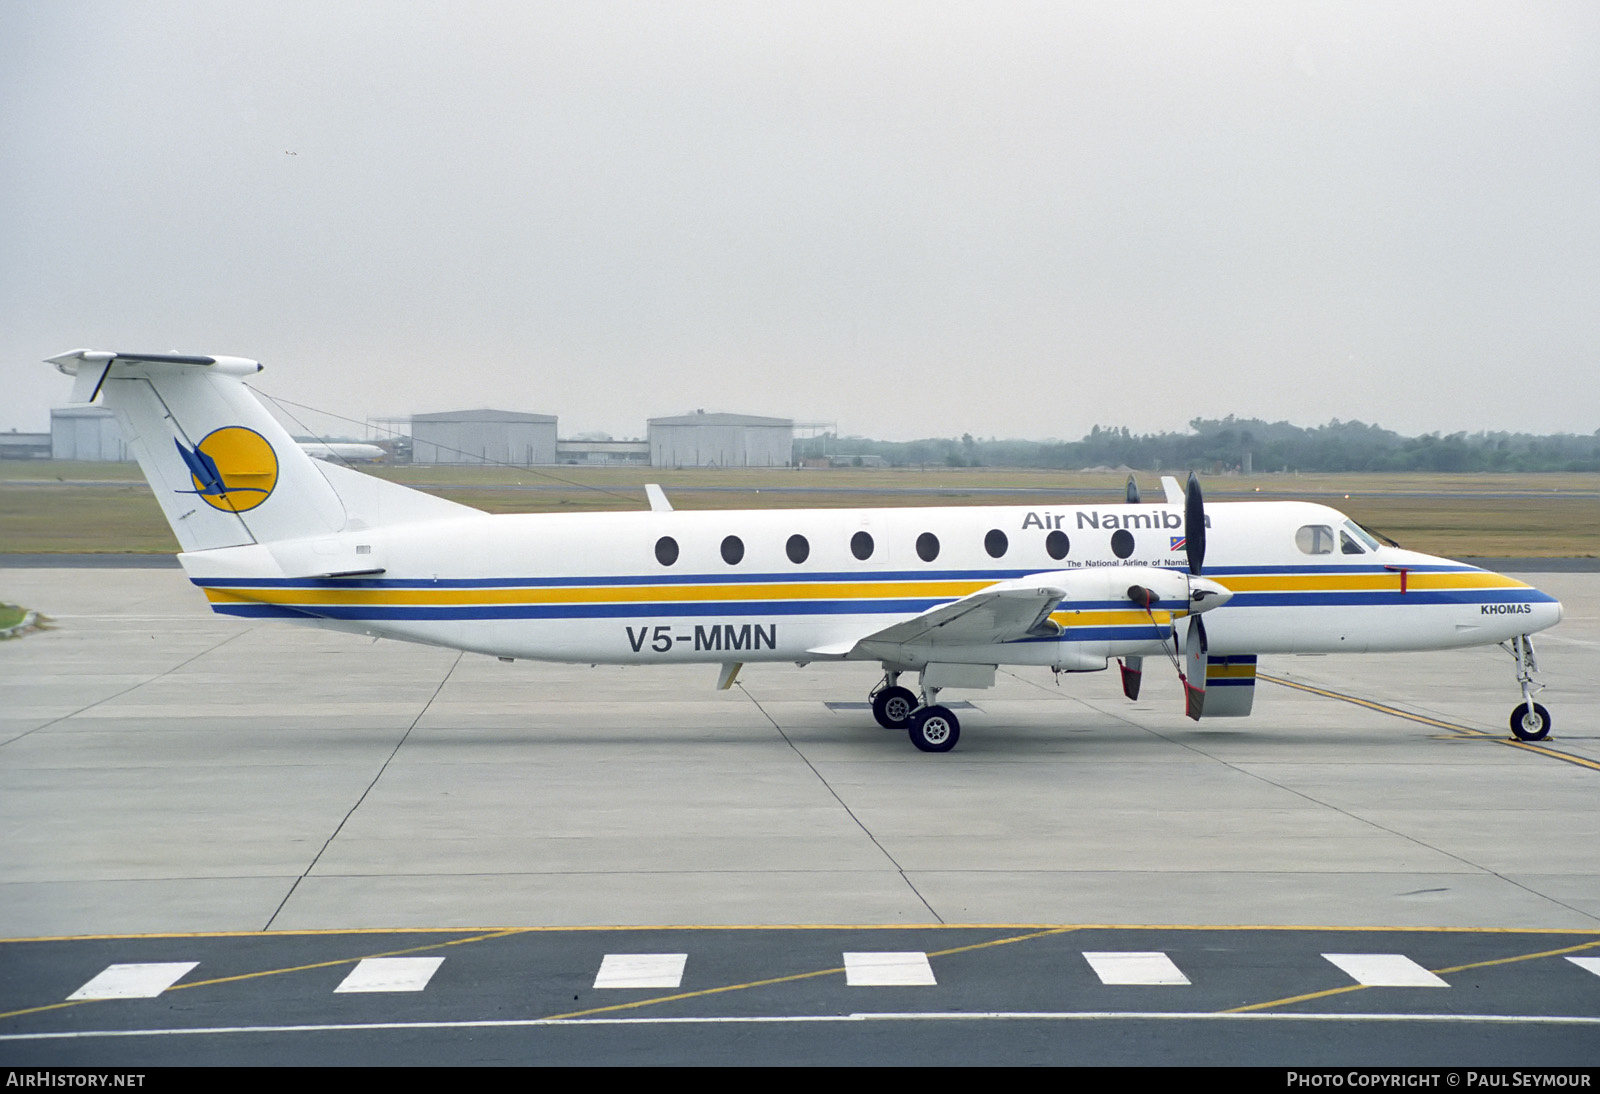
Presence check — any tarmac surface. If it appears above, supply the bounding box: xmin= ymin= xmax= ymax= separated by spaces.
xmin=2 ymin=564 xmax=1597 ymax=1065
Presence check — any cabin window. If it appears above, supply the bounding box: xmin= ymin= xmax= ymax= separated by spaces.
xmin=1111 ymin=529 xmax=1135 ymax=559
xmin=851 ymin=530 xmax=874 ymax=560
xmin=786 ymin=534 xmax=810 ymax=564
xmin=985 ymin=529 xmax=1008 ymax=558
xmin=721 ymin=535 xmax=745 ymax=565
xmin=1296 ymin=525 xmax=1335 ymax=555
xmin=1045 ymin=530 xmax=1069 ymax=560
xmin=916 ymin=532 xmax=940 ymax=562
xmin=654 ymin=536 xmax=679 ymax=566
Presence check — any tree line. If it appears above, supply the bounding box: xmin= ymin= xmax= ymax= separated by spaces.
xmin=797 ymin=417 xmax=1600 ymax=473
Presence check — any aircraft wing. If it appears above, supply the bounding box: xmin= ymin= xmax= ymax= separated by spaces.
xmin=808 ymin=581 xmax=1064 ymax=657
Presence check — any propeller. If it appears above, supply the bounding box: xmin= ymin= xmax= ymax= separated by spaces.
xmin=1116 ymin=472 xmax=1226 ymax=716
xmin=1125 ymin=474 xmax=1140 ymax=505
xmin=1182 ymin=472 xmax=1208 ymax=720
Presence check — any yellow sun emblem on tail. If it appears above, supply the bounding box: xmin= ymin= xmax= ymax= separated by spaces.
xmin=177 ymin=427 xmax=279 ymax=513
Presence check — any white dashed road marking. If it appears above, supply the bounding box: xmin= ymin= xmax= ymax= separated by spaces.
xmin=1082 ymin=951 xmax=1191 ymax=985
xmin=68 ymin=963 xmax=200 ymax=1000
xmin=334 ymin=957 xmax=445 ymax=993
xmin=843 ymin=952 xmax=937 ymax=987
xmin=593 ymin=954 xmax=688 ymax=989
xmin=1322 ymin=954 xmax=1448 ymax=988
xmin=1566 ymin=957 xmax=1600 ymax=978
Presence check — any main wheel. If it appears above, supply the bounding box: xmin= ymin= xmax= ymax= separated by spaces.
xmin=1510 ymin=702 xmax=1552 ymax=742
xmin=872 ymin=686 xmax=917 ymax=729
xmin=907 ymin=705 xmax=960 ymax=753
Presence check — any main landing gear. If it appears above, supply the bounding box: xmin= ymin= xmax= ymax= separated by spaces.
xmin=868 ymin=672 xmax=960 ymax=752
xmin=1504 ymin=634 xmax=1552 ymax=742
xmin=869 ymin=673 xmax=918 ymax=730
xmin=907 ymin=703 xmax=960 ymax=753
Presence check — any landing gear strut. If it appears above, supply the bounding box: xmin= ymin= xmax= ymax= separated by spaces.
xmin=869 ymin=672 xmax=918 ymax=730
xmin=1504 ymin=633 xmax=1551 ymax=742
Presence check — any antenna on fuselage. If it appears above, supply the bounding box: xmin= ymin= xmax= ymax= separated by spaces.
xmin=644 ymin=484 xmax=674 ymax=513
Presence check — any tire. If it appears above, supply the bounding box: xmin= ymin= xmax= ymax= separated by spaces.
xmin=872 ymin=686 xmax=917 ymax=730
xmin=908 ymin=706 xmax=960 ymax=753
xmin=1509 ymin=702 xmax=1551 ymax=742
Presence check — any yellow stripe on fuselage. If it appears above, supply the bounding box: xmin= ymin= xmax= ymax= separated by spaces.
xmin=1214 ymin=572 xmax=1528 ymax=593
xmin=201 ymin=579 xmax=991 ymax=608
xmin=1052 ymin=609 xmax=1176 ymax=628
xmin=197 ymin=568 xmax=1524 ymax=612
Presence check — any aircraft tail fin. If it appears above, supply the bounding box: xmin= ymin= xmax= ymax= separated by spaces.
xmin=48 ymin=349 xmax=480 ymax=558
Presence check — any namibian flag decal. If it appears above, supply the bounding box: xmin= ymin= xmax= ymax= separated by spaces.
xmin=1170 ymin=536 xmax=1187 ymax=551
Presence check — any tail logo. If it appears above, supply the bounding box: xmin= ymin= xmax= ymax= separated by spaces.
xmin=175 ymin=427 xmax=279 ymax=512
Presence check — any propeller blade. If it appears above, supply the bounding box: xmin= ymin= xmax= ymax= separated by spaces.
xmin=1119 ymin=656 xmax=1143 ymax=700
xmin=1183 ymin=614 xmax=1208 ymax=721
xmin=1125 ymin=474 xmax=1140 ymax=504
xmin=1184 ymin=472 xmax=1207 ymax=576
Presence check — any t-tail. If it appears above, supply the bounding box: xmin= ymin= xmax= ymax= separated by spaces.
xmin=47 ymin=349 xmax=480 ymax=579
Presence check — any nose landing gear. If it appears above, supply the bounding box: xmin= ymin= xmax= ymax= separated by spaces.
xmin=1503 ymin=634 xmax=1552 ymax=742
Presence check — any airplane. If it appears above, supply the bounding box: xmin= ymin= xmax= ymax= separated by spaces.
xmin=298 ymin=441 xmax=387 ymax=463
xmin=48 ymin=348 xmax=1563 ymax=753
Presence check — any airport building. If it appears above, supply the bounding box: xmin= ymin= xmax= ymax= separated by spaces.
xmin=410 ymin=409 xmax=558 ymax=466
xmin=0 ymin=430 xmax=51 ymax=460
xmin=647 ymin=411 xmax=794 ymax=469
xmin=26 ymin=402 xmax=792 ymax=470
xmin=50 ymin=407 xmax=131 ymax=461
xmin=554 ymin=439 xmax=650 ymax=465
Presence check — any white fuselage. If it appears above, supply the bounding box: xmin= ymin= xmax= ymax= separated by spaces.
xmin=182 ymin=498 xmax=1562 ymax=671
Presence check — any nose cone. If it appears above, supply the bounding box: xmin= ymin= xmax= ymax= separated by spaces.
xmin=1189 ymin=576 xmax=1232 ymax=613
xmin=1532 ymin=595 xmax=1563 ymax=633
xmin=1475 ymin=575 xmax=1563 ymax=640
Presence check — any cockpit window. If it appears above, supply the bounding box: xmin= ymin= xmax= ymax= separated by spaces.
xmin=1339 ymin=530 xmax=1365 ymax=555
xmin=1295 ymin=525 xmax=1336 ymax=555
xmin=1343 ymin=520 xmax=1381 ymax=552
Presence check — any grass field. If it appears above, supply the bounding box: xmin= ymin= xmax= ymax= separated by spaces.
xmin=2 ymin=461 xmax=1595 ymax=557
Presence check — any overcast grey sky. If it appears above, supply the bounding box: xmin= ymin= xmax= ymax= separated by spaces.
xmin=3 ymin=2 xmax=1597 ymax=442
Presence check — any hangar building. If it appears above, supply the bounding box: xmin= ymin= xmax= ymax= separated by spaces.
xmin=411 ymin=409 xmax=558 ymax=466
xmin=51 ymin=407 xmax=131 ymax=461
xmin=648 ymin=411 xmax=794 ymax=468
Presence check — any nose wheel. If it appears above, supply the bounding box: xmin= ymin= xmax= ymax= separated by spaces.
xmin=1510 ymin=702 xmax=1552 ymax=743
xmin=1504 ymin=634 xmax=1552 ymax=742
